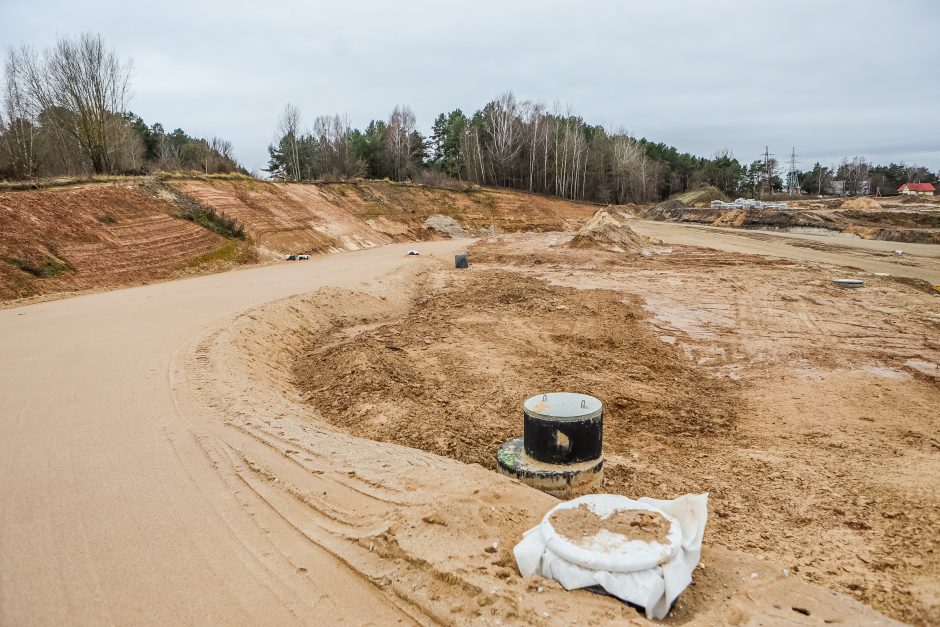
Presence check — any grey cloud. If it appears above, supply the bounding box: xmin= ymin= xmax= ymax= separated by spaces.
xmin=3 ymin=0 xmax=938 ymax=173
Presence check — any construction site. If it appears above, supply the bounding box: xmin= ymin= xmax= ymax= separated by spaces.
xmin=1 ymin=176 xmax=937 ymax=625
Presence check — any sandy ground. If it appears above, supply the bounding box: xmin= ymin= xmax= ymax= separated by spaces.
xmin=629 ymin=219 xmax=940 ymax=284
xmin=0 ymin=230 xmax=927 ymax=624
xmin=1 ymin=177 xmax=597 ymax=302
xmin=294 ymin=233 xmax=939 ymax=624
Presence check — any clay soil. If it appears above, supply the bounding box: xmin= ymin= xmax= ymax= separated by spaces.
xmin=294 ymin=233 xmax=940 ymax=624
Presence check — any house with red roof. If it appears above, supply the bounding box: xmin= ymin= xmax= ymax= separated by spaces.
xmin=897 ymin=182 xmax=936 ymax=195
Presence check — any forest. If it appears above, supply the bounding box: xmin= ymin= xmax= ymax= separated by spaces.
xmin=265 ymin=94 xmax=938 ymax=202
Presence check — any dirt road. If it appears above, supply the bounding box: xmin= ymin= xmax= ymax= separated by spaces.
xmin=629 ymin=218 xmax=940 ymax=284
xmin=0 ymin=238 xmax=903 ymax=625
xmin=0 ymin=241 xmax=474 ymax=624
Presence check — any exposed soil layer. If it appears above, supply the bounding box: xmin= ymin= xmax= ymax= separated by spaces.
xmin=550 ymin=505 xmax=671 ymax=545
xmin=174 ymin=177 xmax=596 ymax=255
xmin=1 ymin=176 xmax=597 ymax=302
xmin=294 ymin=234 xmax=940 ymax=625
xmin=636 ymin=200 xmax=940 ymax=244
xmin=0 ymin=181 xmax=250 ymax=300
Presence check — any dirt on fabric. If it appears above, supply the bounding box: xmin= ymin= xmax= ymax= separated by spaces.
xmin=293 ymin=233 xmax=940 ymax=625
xmin=550 ymin=505 xmax=672 ymax=545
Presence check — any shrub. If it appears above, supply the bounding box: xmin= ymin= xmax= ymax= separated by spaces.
xmin=177 ymin=204 xmax=245 ymax=239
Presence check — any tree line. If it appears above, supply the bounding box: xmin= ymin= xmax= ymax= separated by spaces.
xmin=267 ymin=91 xmax=939 ymax=202
xmin=3 ymin=34 xmax=936 ymax=199
xmin=0 ymin=33 xmax=241 ymax=180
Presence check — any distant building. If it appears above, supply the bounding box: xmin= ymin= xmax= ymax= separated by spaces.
xmin=897 ymin=182 xmax=936 ymax=195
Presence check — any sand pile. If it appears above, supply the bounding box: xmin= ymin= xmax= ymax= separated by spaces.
xmin=424 ymin=214 xmax=467 ymax=237
xmin=840 ymin=196 xmax=882 ymax=211
xmin=673 ymin=185 xmax=729 ymax=206
xmin=567 ymin=208 xmax=650 ymax=252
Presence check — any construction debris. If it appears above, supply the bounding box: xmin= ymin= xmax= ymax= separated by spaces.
xmin=710 ymin=198 xmax=789 ymax=210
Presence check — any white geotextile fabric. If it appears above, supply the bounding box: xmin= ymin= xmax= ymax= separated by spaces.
xmin=514 ymin=493 xmax=708 ymax=620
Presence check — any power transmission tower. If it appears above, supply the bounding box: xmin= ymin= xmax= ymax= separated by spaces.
xmin=762 ymin=146 xmax=775 ymax=199
xmin=787 ymin=147 xmax=800 ymax=196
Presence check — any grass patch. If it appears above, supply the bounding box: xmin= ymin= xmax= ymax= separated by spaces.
xmin=0 ymin=172 xmax=262 ymax=193
xmin=179 ymin=204 xmax=245 ymax=239
xmin=672 ymin=185 xmax=729 ymax=205
xmin=182 ymin=239 xmax=255 ymax=269
xmin=151 ymin=180 xmax=247 ymax=239
xmin=4 ymin=256 xmax=69 ymax=277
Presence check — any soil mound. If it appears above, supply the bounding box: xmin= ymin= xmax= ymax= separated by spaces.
xmin=673 ymin=185 xmax=729 ymax=206
xmin=567 ymin=208 xmax=650 ymax=252
xmin=424 ymin=214 xmax=467 ymax=237
xmin=655 ymin=198 xmax=688 ymax=211
xmin=840 ymin=196 xmax=882 ymax=211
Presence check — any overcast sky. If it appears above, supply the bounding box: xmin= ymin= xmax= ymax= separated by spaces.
xmin=4 ymin=0 xmax=939 ymax=174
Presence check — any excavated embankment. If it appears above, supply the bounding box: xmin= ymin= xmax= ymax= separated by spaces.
xmin=635 ymin=200 xmax=940 ymax=244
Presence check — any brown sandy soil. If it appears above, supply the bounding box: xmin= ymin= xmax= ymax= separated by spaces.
xmin=627 ymin=218 xmax=940 ymax=285
xmin=188 ymin=254 xmax=898 ymax=626
xmin=0 ymin=239 xmax=903 ymax=625
xmin=637 ymin=197 xmax=940 ymax=245
xmin=173 ymin=177 xmax=597 ymax=255
xmin=0 ymin=176 xmax=596 ymax=302
xmin=293 ymin=234 xmax=939 ymax=624
xmin=0 ymin=181 xmax=250 ymax=300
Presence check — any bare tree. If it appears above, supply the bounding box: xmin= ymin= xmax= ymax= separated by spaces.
xmin=276 ymin=103 xmax=303 ymax=181
xmin=0 ymin=49 xmax=37 ymax=178
xmin=23 ymin=33 xmax=133 ymax=174
xmin=520 ymin=100 xmax=545 ymax=192
xmin=157 ymin=132 xmax=181 ymax=171
xmin=386 ymin=105 xmax=416 ymax=180
xmin=837 ymin=156 xmax=870 ymax=196
xmin=311 ymin=114 xmax=352 ymax=177
xmin=486 ymin=92 xmax=523 ymax=186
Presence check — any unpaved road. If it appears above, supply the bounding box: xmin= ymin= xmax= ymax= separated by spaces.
xmin=0 ymin=237 xmax=906 ymax=625
xmin=629 ymin=219 xmax=940 ymax=284
xmin=0 ymin=240 xmax=471 ymax=624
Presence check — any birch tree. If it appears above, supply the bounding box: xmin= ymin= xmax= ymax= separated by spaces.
xmin=386 ymin=105 xmax=416 ymax=181
xmin=0 ymin=49 xmax=37 ymax=178
xmin=276 ymin=103 xmax=303 ymax=181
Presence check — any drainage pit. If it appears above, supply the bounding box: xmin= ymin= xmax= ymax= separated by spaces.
xmin=497 ymin=392 xmax=604 ymax=498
